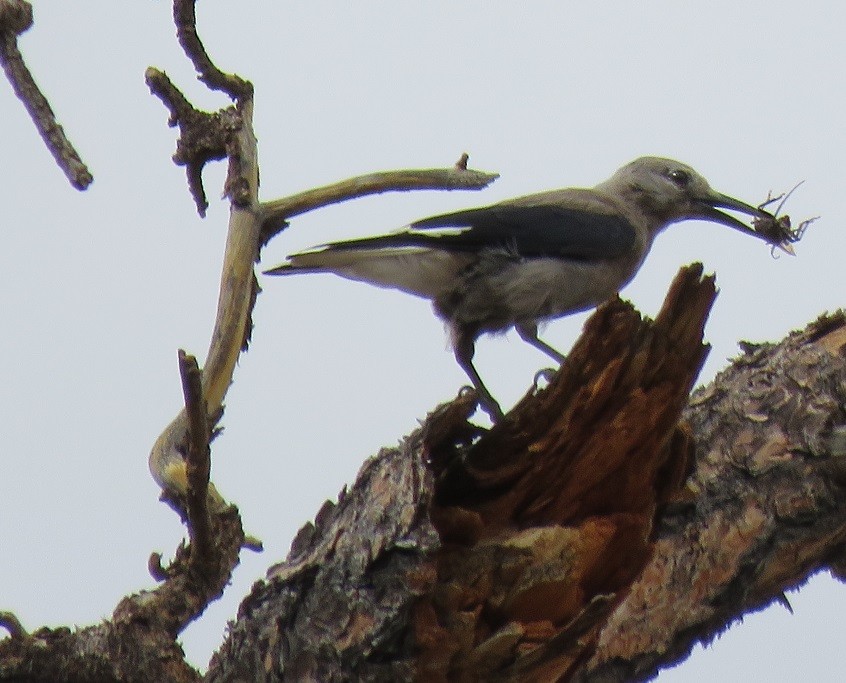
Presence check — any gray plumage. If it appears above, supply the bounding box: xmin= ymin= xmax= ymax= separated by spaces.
xmin=266 ymin=157 xmax=778 ymax=419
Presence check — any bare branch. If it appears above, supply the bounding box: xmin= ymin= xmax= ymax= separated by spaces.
xmin=178 ymin=350 xmax=214 ymax=569
xmin=148 ymin=96 xmax=261 ymax=500
xmin=148 ymin=26 xmax=498 ymax=504
xmin=173 ymin=0 xmax=251 ymax=99
xmin=144 ymin=67 xmax=193 ymax=125
xmin=0 ymin=611 xmax=27 ymax=639
xmin=0 ymin=501 xmax=250 ymax=681
xmin=148 ymin=552 xmax=170 ymax=582
xmin=145 ymin=68 xmax=229 ymax=215
xmin=0 ymin=0 xmax=29 ymax=32
xmin=260 ymin=159 xmax=500 ymax=243
xmin=0 ymin=0 xmax=92 ymax=189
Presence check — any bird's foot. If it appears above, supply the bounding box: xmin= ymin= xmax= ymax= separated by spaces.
xmin=459 ymin=385 xmax=503 ymax=422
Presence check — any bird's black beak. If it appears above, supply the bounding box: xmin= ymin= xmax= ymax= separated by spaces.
xmin=697 ymin=192 xmax=769 ymax=237
xmin=696 ymin=192 xmax=794 ymax=254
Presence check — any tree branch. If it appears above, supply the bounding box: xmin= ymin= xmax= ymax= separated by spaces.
xmin=173 ymin=0 xmax=251 ymax=99
xmin=145 ymin=68 xmax=233 ymax=216
xmin=260 ymin=156 xmax=500 ymax=244
xmin=178 ymin=350 xmax=214 ymax=567
xmin=580 ymin=311 xmax=846 ymax=681
xmin=144 ymin=11 xmax=499 ymax=506
xmin=146 ymin=90 xmax=261 ymax=500
xmin=206 ymin=265 xmax=707 ymax=681
xmin=206 ymin=273 xmax=846 ymax=682
xmin=0 ymin=611 xmax=26 ymax=640
xmin=0 ymin=0 xmax=92 ymax=189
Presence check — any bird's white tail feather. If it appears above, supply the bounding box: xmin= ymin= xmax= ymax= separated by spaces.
xmin=280 ymin=246 xmax=464 ymax=299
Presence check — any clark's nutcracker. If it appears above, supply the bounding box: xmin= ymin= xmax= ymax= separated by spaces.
xmin=266 ymin=157 xmax=781 ymax=419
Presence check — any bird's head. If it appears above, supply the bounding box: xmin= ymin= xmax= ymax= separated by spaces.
xmin=602 ymin=156 xmax=782 ymax=247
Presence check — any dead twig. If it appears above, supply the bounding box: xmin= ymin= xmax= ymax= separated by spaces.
xmin=0 ymin=0 xmax=92 ymax=189
xmin=173 ymin=0 xmax=251 ymax=99
xmin=145 ymin=68 xmax=237 ymax=215
xmin=178 ymin=350 xmax=214 ymax=569
xmin=260 ymin=156 xmax=500 ymax=243
xmin=0 ymin=611 xmax=27 ymax=639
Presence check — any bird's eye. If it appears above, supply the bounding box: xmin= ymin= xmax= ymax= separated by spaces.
xmin=668 ymin=169 xmax=691 ymax=187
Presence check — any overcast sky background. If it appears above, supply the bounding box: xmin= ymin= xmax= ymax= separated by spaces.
xmin=2 ymin=2 xmax=844 ymax=679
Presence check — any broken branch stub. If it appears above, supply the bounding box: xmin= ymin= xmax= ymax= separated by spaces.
xmin=418 ymin=263 xmax=714 ymax=679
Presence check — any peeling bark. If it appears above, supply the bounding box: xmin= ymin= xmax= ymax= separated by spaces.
xmin=4 ymin=266 xmax=844 ymax=681
xmin=582 ymin=311 xmax=846 ymax=681
xmin=205 ymin=266 xmax=846 ymax=683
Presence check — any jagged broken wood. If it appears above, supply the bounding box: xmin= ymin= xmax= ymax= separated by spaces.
xmin=204 ymin=264 xmax=846 ymax=682
xmin=208 ymin=263 xmax=715 ymax=681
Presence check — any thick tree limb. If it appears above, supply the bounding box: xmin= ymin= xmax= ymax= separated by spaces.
xmin=205 ymin=268 xmax=846 ymax=682
xmin=580 ymin=310 xmax=846 ymax=681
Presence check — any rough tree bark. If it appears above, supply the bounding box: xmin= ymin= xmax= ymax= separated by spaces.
xmin=205 ymin=266 xmax=846 ymax=682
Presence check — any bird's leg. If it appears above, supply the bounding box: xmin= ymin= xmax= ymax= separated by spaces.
xmin=516 ymin=323 xmax=566 ymax=364
xmin=453 ymin=334 xmax=504 ymax=421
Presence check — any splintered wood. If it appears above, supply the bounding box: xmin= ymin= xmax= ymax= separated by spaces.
xmin=418 ymin=264 xmax=715 ymax=681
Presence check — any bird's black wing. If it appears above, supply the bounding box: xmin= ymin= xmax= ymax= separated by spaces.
xmin=324 ymin=205 xmax=637 ymax=261
xmin=410 ymin=205 xmax=636 ymax=260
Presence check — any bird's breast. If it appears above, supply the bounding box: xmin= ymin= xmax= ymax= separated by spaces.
xmin=502 ymin=257 xmax=640 ymax=320
xmin=441 ymin=252 xmax=646 ymax=336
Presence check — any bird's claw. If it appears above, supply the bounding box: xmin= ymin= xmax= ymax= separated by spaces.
xmin=533 ymin=367 xmax=557 ymax=389
xmin=459 ymin=384 xmax=503 ymax=421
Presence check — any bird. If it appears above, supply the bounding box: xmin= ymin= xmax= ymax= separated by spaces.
xmin=265 ymin=157 xmax=783 ymax=419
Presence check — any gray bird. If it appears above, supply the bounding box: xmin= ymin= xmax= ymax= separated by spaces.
xmin=266 ymin=157 xmax=781 ymax=419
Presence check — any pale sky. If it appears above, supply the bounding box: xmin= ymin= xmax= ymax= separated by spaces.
xmin=2 ymin=3 xmax=844 ymax=679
